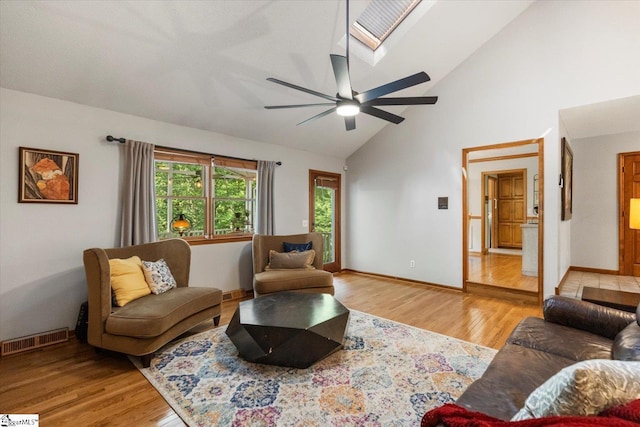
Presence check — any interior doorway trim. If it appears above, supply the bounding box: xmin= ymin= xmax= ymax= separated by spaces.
xmin=462 ymin=138 xmax=544 ymax=303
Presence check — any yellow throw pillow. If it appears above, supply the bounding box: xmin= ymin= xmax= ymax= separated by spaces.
xmin=109 ymin=256 xmax=151 ymax=306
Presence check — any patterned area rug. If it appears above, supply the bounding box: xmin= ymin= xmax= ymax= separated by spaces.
xmin=133 ymin=310 xmax=496 ymax=426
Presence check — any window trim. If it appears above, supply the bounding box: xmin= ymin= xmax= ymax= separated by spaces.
xmin=154 ymin=147 xmax=257 ymax=245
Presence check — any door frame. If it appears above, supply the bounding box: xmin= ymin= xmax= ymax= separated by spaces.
xmin=309 ymin=169 xmax=341 ymax=272
xmin=484 ymin=175 xmax=498 ymax=253
xmin=618 ymin=151 xmax=640 ymax=276
xmin=462 ymin=138 xmax=544 ymax=303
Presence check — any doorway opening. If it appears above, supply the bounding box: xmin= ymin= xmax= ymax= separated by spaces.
xmin=483 ymin=169 xmax=527 ymax=252
xmin=309 ymin=170 xmax=341 ymax=273
xmin=463 ymin=139 xmax=544 ymax=304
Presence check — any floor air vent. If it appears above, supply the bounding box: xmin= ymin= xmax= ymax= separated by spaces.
xmin=1 ymin=327 xmax=69 ymax=356
xmin=222 ymin=289 xmax=253 ymax=302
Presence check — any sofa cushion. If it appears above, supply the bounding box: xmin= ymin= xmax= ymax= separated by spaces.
xmin=511 ymin=359 xmax=640 ymax=420
xmin=106 ymin=287 xmax=222 ymax=338
xmin=507 ymin=317 xmax=613 ymax=361
xmin=109 ymin=256 xmax=151 ymax=306
xmin=254 ymin=269 xmax=333 ymax=294
xmin=455 ymin=344 xmax=576 ymax=420
xmin=265 ymin=249 xmax=316 ymax=270
xmin=613 ymin=322 xmax=640 ymax=361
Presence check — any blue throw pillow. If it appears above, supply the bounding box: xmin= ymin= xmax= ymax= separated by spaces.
xmin=283 ymin=241 xmax=313 ymax=252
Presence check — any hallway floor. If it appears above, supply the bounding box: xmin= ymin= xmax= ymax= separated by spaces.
xmin=468 ymin=252 xmax=538 ymax=293
xmin=559 ymin=271 xmax=640 ymax=298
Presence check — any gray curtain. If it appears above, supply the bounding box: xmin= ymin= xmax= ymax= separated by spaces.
xmin=257 ymin=160 xmax=276 ymax=235
xmin=120 ymin=139 xmax=157 ymax=246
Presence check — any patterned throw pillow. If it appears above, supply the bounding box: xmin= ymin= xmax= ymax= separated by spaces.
xmin=141 ymin=258 xmax=177 ymax=294
xmin=511 ymin=359 xmax=640 ymax=420
xmin=265 ymin=249 xmax=316 ymax=270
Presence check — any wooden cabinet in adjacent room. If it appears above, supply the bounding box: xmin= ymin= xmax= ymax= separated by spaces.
xmin=497 ymin=172 xmax=525 ymax=249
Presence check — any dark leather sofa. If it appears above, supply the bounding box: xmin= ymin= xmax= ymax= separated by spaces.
xmin=455 ymin=295 xmax=640 ymax=420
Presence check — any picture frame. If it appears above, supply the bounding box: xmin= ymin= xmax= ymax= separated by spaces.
xmin=561 ymin=137 xmax=573 ymax=221
xmin=19 ymin=147 xmax=79 ymax=204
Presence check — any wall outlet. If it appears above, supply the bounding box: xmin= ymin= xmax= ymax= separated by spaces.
xmin=302 ymin=219 xmax=308 ymax=227
xmin=409 ymin=260 xmax=416 ymax=268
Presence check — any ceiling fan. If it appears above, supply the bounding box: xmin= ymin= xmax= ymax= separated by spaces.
xmin=264 ymin=0 xmax=438 ymax=131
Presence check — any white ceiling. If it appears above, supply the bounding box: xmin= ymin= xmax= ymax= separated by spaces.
xmin=0 ymin=0 xmax=535 ymax=158
xmin=560 ymin=95 xmax=640 ymax=141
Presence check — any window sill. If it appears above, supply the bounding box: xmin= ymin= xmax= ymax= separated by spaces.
xmin=183 ymin=234 xmax=253 ymax=245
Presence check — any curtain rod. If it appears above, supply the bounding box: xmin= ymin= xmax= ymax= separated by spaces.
xmin=106 ymin=135 xmax=282 ymax=166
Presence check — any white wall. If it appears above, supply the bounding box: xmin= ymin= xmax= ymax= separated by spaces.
xmin=570 ymin=131 xmax=640 ymax=271
xmin=0 ymin=88 xmax=345 ymax=341
xmin=467 ymin=156 xmax=538 ymax=253
xmin=346 ymin=1 xmax=640 ymax=296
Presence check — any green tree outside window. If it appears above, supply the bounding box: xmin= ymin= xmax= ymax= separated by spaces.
xmin=155 ymin=158 xmax=256 ymax=240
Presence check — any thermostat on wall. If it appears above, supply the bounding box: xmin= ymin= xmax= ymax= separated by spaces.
xmin=438 ymin=197 xmax=448 ymax=209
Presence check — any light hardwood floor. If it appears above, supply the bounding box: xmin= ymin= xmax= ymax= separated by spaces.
xmin=468 ymin=252 xmax=538 ymax=293
xmin=0 ymin=272 xmax=542 ymax=426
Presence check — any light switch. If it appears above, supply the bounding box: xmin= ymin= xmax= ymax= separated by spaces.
xmin=302 ymin=219 xmax=309 ymax=227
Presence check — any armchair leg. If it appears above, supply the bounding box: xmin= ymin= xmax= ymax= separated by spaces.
xmin=213 ymin=315 xmax=221 ymax=326
xmin=141 ymin=353 xmax=154 ymax=368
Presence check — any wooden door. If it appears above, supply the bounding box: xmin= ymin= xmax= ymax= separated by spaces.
xmin=497 ymin=172 xmax=525 ymax=248
xmin=620 ymin=152 xmax=640 ymax=276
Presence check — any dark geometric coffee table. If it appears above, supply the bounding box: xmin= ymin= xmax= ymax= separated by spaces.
xmin=225 ymin=292 xmax=350 ymax=368
xmin=581 ymin=287 xmax=640 ymax=313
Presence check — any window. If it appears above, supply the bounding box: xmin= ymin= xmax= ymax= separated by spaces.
xmin=154 ymin=148 xmax=257 ymax=243
xmin=350 ymin=0 xmax=421 ymax=51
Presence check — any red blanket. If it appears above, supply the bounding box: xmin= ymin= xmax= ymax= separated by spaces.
xmin=421 ymin=399 xmax=640 ymax=427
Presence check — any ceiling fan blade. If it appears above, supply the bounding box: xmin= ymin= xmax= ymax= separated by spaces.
xmin=267 ymin=77 xmax=338 ymax=102
xmin=355 ymin=72 xmax=431 ymax=104
xmin=265 ymin=103 xmax=336 ymax=109
xmin=363 ymin=96 xmax=438 ymax=106
xmin=297 ymin=107 xmax=337 ymax=126
xmin=345 ymin=116 xmax=356 ymax=131
xmin=330 ymin=54 xmax=353 ymax=100
xmin=361 ymin=106 xmax=405 ymax=124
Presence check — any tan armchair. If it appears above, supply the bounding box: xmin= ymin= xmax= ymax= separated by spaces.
xmin=252 ymin=232 xmax=334 ymax=297
xmin=83 ymin=238 xmax=222 ymax=367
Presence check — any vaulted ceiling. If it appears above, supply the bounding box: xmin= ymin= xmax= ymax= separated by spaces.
xmin=1 ymin=1 xmax=535 ymax=158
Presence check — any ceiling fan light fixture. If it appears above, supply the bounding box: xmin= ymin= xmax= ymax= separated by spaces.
xmin=264 ymin=0 xmax=437 ymax=130
xmin=336 ymin=100 xmax=360 ymax=117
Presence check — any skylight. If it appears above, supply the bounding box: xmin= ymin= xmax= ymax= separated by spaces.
xmin=351 ymin=0 xmax=422 ymax=51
